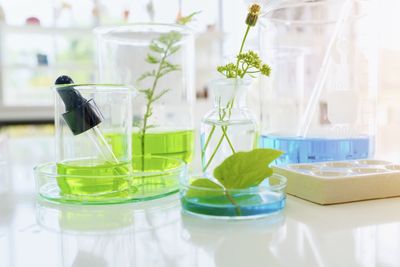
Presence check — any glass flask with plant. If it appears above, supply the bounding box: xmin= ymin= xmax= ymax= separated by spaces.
xmin=201 ymin=3 xmax=271 ymax=173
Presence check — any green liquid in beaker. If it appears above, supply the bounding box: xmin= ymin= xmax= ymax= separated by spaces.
xmin=132 ymin=129 xmax=195 ymax=168
xmin=56 ymin=159 xmax=131 ymax=199
xmin=55 ymin=130 xmax=192 ymax=201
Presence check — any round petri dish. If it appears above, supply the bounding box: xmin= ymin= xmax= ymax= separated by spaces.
xmin=179 ymin=174 xmax=287 ymax=220
xmin=34 ymin=156 xmax=186 ymax=205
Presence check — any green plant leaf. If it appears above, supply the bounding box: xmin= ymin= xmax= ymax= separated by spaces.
xmin=152 ymin=89 xmax=171 ymax=102
xmin=213 ymin=149 xmax=283 ymax=189
xmin=159 ymin=31 xmax=182 ymax=45
xmin=185 ymin=178 xmax=224 ymax=198
xmin=168 ymin=45 xmax=180 ymax=55
xmin=149 ymin=42 xmax=165 ymax=53
xmin=138 ymin=70 xmax=156 ymax=81
xmin=177 ymin=11 xmax=201 ymax=25
xmin=146 ymin=54 xmax=159 ymax=64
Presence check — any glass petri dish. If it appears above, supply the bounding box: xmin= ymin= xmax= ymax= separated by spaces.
xmin=34 ymin=156 xmax=186 ymax=205
xmin=179 ymin=174 xmax=287 ymax=220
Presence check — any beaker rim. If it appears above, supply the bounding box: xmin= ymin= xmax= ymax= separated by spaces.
xmin=52 ymin=83 xmax=136 ymax=94
xmin=262 ymin=0 xmax=370 ymax=25
xmin=94 ymin=22 xmax=193 ymax=41
xmin=207 ymin=77 xmax=253 ymax=88
xmin=180 ymin=173 xmax=288 ymax=193
xmin=34 ymin=156 xmax=186 ymax=179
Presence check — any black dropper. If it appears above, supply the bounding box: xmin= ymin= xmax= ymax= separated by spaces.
xmin=54 ymin=75 xmax=121 ymax=165
xmin=55 ymin=75 xmax=102 ymax=135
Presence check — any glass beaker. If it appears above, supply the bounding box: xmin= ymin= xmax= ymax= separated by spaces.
xmin=259 ymin=0 xmax=378 ymax=164
xmin=95 ymin=24 xmax=195 ymax=170
xmin=54 ymin=84 xmax=134 ymax=200
xmin=201 ymin=78 xmax=258 ymax=173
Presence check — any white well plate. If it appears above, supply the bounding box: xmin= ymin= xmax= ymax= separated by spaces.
xmin=274 ymin=159 xmax=400 ymax=205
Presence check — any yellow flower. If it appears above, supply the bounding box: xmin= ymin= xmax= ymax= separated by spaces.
xmin=245 ymin=3 xmax=261 ymax=26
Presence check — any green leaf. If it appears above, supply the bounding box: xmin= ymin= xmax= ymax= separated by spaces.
xmin=159 ymin=32 xmax=182 ymax=46
xmin=144 ymin=124 xmax=156 ymax=130
xmin=168 ymin=45 xmax=180 ymax=55
xmin=146 ymin=54 xmax=159 ymax=64
xmin=185 ymin=178 xmax=224 ymax=198
xmin=149 ymin=42 xmax=164 ymax=53
xmin=159 ymin=67 xmax=180 ymax=77
xmin=213 ymin=149 xmax=283 ymax=189
xmin=160 ymin=61 xmax=180 ymax=71
xmin=152 ymin=89 xmax=171 ymax=103
xmin=177 ymin=11 xmax=201 ymax=25
xmin=138 ymin=70 xmax=156 ymax=81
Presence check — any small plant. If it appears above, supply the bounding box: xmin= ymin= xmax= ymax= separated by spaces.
xmin=136 ymin=13 xmax=198 ymax=169
xmin=187 ymin=149 xmax=283 ymax=215
xmin=202 ymin=3 xmax=271 ymax=172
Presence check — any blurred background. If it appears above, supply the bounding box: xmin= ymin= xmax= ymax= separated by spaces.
xmin=0 ymin=0 xmax=399 ymax=159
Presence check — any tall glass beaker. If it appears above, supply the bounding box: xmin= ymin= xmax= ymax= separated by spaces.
xmin=259 ymin=0 xmax=378 ymax=164
xmin=95 ymin=24 xmax=195 ymax=170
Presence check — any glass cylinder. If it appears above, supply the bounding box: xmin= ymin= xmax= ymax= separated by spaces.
xmin=259 ymin=0 xmax=378 ymax=164
xmin=201 ymin=79 xmax=258 ymax=173
xmin=95 ymin=24 xmax=195 ymax=170
xmin=54 ymin=84 xmax=133 ymax=200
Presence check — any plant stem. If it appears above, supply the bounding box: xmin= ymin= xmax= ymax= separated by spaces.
xmin=202 ymin=25 xmax=251 ymax=172
xmin=140 ymin=45 xmax=171 ymax=172
xmin=203 ymin=130 xmax=225 ymax=171
xmin=201 ymin=124 xmax=215 ymax=161
xmin=225 ymin=190 xmax=241 ymax=216
xmin=202 ymin=102 xmax=235 ymax=172
xmin=235 ymin=26 xmax=251 ymax=76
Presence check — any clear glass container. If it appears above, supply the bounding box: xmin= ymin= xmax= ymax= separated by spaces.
xmin=259 ymin=0 xmax=378 ymax=164
xmin=95 ymin=23 xmax=196 ymax=169
xmin=201 ymin=79 xmax=258 ymax=173
xmin=180 ymin=174 xmax=287 ymax=219
xmin=53 ymin=84 xmax=133 ymax=201
xmin=35 ymin=156 xmax=186 ymax=204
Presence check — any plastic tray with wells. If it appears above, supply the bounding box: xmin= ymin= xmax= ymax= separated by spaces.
xmin=274 ymin=159 xmax=400 ymax=205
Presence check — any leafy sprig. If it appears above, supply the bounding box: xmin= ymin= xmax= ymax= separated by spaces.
xmin=137 ymin=31 xmax=182 ymax=136
xmin=202 ymin=3 xmax=271 ymax=172
xmin=136 ymin=12 xmax=198 ymax=168
xmin=217 ymin=51 xmax=271 ymax=78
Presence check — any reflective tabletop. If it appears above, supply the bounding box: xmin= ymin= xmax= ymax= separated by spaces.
xmin=1 ymin=135 xmax=400 ymax=267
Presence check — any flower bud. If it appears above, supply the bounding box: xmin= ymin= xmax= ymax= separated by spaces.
xmin=245 ymin=3 xmax=261 ymax=27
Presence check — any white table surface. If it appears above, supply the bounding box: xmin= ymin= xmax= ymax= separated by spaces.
xmin=1 ymin=135 xmax=400 ymax=267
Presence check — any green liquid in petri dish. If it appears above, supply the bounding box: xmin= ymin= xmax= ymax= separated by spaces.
xmin=56 ymin=159 xmax=131 ymax=199
xmin=132 ymin=129 xmax=195 ymax=169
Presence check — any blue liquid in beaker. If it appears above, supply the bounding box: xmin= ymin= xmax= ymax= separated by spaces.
xmin=260 ymin=135 xmax=373 ymax=165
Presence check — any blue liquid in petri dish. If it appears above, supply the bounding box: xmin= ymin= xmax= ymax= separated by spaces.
xmin=182 ymin=193 xmax=285 ymax=217
xmin=260 ymin=135 xmax=373 ymax=165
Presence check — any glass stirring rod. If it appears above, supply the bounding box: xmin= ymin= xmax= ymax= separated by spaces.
xmin=86 ymin=126 xmax=120 ymax=164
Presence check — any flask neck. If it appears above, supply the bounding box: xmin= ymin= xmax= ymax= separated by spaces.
xmin=209 ymin=78 xmax=250 ymax=110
